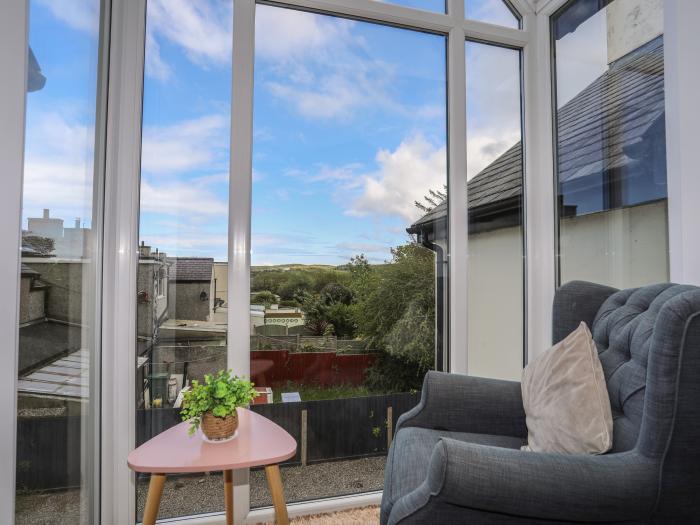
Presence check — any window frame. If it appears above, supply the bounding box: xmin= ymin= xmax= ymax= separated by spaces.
xmin=1 ymin=0 xmax=556 ymax=523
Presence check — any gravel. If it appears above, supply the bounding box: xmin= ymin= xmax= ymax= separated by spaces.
xmin=16 ymin=456 xmax=386 ymax=523
xmin=135 ymin=456 xmax=386 ymax=520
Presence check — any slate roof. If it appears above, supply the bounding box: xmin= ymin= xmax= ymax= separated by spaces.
xmin=410 ymin=36 xmax=664 ymax=231
xmin=168 ymin=257 xmax=214 ymax=282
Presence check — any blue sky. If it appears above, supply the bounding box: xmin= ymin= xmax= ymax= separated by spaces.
xmin=23 ymin=0 xmax=543 ymax=265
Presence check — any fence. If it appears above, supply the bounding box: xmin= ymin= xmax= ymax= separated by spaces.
xmin=251 ymin=350 xmax=375 ymax=387
xmin=16 ymin=392 xmax=421 ymax=491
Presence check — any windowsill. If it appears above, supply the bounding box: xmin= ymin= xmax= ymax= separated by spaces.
xmin=139 ymin=491 xmax=382 ymax=525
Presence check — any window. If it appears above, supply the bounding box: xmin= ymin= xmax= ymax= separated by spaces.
xmin=466 ymin=0 xmax=520 ymax=28
xmin=15 ymin=0 xmax=103 ymax=522
xmin=553 ymin=0 xmax=669 ymax=288
xmin=250 ymin=4 xmax=447 ymax=504
xmin=134 ymin=0 xmax=233 ymax=520
xmin=466 ymin=41 xmax=523 ymax=380
xmin=374 ymin=0 xmax=446 ymax=12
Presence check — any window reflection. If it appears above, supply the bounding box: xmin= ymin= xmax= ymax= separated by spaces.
xmin=553 ymin=0 xmax=669 ymax=289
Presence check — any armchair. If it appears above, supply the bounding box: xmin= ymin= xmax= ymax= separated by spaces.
xmin=381 ymin=281 xmax=700 ymax=524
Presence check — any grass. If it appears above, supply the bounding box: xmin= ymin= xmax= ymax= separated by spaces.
xmin=271 ymin=382 xmax=374 ymax=403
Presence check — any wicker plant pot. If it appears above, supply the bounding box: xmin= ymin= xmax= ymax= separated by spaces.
xmin=200 ymin=410 xmax=238 ymax=441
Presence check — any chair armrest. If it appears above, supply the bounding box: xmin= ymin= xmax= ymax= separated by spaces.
xmin=396 ymin=371 xmax=527 ymax=438
xmin=391 ymin=439 xmax=658 ymax=524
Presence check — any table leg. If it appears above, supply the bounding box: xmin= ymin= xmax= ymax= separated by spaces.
xmin=265 ymin=465 xmax=289 ymax=525
xmin=143 ymin=473 xmax=166 ymax=525
xmin=224 ymin=469 xmax=234 ymax=525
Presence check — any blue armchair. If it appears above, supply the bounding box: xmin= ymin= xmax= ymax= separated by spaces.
xmin=381 ymin=281 xmax=700 ymax=524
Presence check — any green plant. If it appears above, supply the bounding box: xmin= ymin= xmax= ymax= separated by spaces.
xmin=180 ymin=370 xmax=257 ymax=435
xmin=371 ymin=426 xmax=382 ymax=438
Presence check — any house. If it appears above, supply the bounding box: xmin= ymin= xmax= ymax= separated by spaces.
xmin=167 ymin=257 xmax=215 ymax=322
xmin=410 ymin=33 xmax=667 ymax=380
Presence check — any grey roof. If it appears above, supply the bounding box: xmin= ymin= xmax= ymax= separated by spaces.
xmin=410 ymin=36 xmax=664 ymax=230
xmin=168 ymin=257 xmax=214 ymax=282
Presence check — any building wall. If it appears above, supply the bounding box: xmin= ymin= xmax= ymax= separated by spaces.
xmin=168 ymin=282 xmax=211 ymax=321
xmin=606 ymin=0 xmax=663 ymax=64
xmin=467 ymin=225 xmax=524 ymax=382
xmin=19 ymin=277 xmax=45 ymax=325
xmin=23 ymin=261 xmax=84 ymax=324
xmin=466 ymin=200 xmax=668 ymax=381
xmin=213 ymin=262 xmax=228 ymax=304
xmin=560 ymin=200 xmax=669 ymax=288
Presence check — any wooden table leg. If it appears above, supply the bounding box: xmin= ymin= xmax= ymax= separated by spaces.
xmin=143 ymin=473 xmax=166 ymax=525
xmin=265 ymin=465 xmax=289 ymax=525
xmin=224 ymin=469 xmax=234 ymax=525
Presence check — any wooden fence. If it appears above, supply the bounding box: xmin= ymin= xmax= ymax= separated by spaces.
xmin=17 ymin=392 xmax=421 ymax=491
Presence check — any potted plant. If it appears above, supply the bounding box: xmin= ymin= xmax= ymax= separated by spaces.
xmin=180 ymin=370 xmax=258 ymax=442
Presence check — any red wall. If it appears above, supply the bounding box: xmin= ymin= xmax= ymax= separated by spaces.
xmin=251 ymin=350 xmax=376 ymax=388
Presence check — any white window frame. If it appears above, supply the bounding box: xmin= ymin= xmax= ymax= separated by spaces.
xmin=1 ymin=0 xmax=596 ymax=523
xmin=5 ymin=0 xmax=698 ymax=523
xmin=0 ymin=2 xmax=28 ymax=523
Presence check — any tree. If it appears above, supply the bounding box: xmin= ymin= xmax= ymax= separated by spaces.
xmin=277 ymin=271 xmax=314 ymax=300
xmin=251 ymin=290 xmax=277 ymax=307
xmin=300 ymin=285 xmax=356 ymax=338
xmin=351 ymin=244 xmax=436 ymax=391
xmin=320 ymin=282 xmax=353 ymax=305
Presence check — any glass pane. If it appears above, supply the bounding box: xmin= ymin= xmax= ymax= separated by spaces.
xmin=135 ymin=0 xmax=233 ymax=520
xmin=465 ymin=42 xmax=523 ymax=380
xmin=466 ymin=0 xmax=520 ymax=29
xmin=16 ymin=1 xmax=102 ymax=523
xmin=251 ymin=4 xmax=446 ymax=505
xmin=553 ymin=0 xmax=668 ymax=288
xmin=372 ymin=0 xmax=445 ymax=12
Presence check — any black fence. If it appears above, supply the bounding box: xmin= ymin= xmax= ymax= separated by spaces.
xmin=18 ymin=392 xmax=421 ymax=491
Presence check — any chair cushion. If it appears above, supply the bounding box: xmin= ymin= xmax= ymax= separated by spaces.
xmin=521 ymin=322 xmax=613 ymax=455
xmin=381 ymin=427 xmax=524 ymax=522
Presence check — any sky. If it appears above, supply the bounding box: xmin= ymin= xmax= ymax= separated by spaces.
xmin=22 ymin=0 xmax=597 ymax=266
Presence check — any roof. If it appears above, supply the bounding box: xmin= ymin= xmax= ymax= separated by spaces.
xmin=168 ymin=257 xmax=214 ymax=282
xmin=410 ymin=36 xmax=664 ymax=232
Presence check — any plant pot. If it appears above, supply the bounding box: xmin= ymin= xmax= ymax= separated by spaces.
xmin=200 ymin=410 xmax=238 ymax=442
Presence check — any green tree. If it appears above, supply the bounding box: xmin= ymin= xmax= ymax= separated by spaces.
xmin=351 ymin=244 xmax=435 ymax=391
xmin=277 ymin=271 xmax=314 ymax=300
xmin=251 ymin=290 xmax=277 ymax=307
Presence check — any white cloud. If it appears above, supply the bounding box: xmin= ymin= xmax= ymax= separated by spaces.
xmin=467 ymin=0 xmax=520 ymax=27
xmin=349 ymin=135 xmax=446 ymax=223
xmin=147 ymin=0 xmax=232 ymax=67
xmin=36 ymin=0 xmax=99 ymax=34
xmin=145 ymin=31 xmax=172 ymax=81
xmin=23 ymin=112 xmax=96 ymax=224
xmin=465 ymin=42 xmax=522 ymax=178
xmin=140 ymin=179 xmax=228 ymax=217
xmin=554 ymin=8 xmax=608 ymax=107
xmin=141 ymin=115 xmax=229 ymax=175
xmin=254 ymin=6 xmax=353 ymax=63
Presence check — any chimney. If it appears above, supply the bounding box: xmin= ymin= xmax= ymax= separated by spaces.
xmin=43 ymin=209 xmax=50 ymax=219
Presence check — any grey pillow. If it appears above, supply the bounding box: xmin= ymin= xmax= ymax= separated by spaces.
xmin=521 ymin=321 xmax=613 ymax=454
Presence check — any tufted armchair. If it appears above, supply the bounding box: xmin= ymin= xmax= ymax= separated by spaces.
xmin=380 ymin=281 xmax=700 ymax=524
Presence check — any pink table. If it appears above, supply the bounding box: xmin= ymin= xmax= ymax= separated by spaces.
xmin=128 ymin=407 xmax=297 ymax=525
